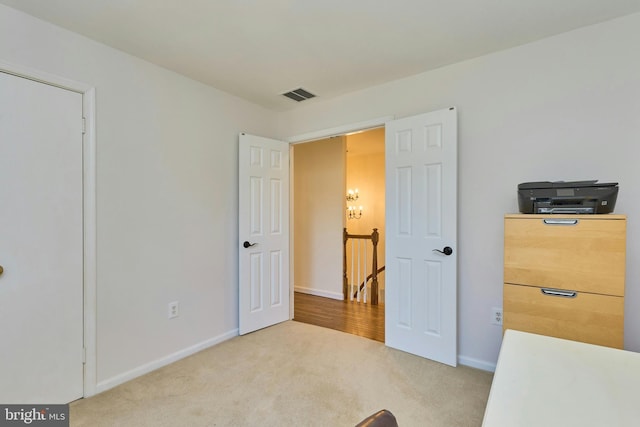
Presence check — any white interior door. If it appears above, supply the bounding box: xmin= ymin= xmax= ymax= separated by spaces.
xmin=238 ymin=133 xmax=290 ymax=335
xmin=385 ymin=108 xmax=458 ymax=366
xmin=0 ymin=71 xmax=84 ymax=402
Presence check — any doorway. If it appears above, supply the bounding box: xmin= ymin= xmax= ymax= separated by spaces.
xmin=291 ymin=127 xmax=386 ymax=341
xmin=242 ymin=108 xmax=457 ymax=364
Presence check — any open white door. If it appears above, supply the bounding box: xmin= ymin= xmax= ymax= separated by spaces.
xmin=385 ymin=108 xmax=458 ymax=366
xmin=239 ymin=133 xmax=290 ymax=335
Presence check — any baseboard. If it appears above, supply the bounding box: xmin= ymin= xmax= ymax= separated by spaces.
xmin=96 ymin=328 xmax=238 ymax=394
xmin=457 ymin=355 xmax=496 ymax=372
xmin=294 ymin=286 xmax=343 ymax=300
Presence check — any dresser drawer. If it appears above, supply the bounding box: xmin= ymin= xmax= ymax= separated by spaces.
xmin=504 ymin=215 xmax=626 ymax=296
xmin=503 ymin=283 xmax=624 ymax=348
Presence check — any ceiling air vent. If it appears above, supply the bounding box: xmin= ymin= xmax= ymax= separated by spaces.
xmin=282 ymin=88 xmax=316 ymax=102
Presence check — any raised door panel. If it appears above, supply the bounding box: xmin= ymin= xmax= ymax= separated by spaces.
xmin=504 ymin=283 xmax=624 ymax=348
xmin=504 ymin=215 xmax=626 ymax=296
xmin=239 ymin=134 xmax=290 ymax=335
xmin=385 ymin=108 xmax=457 ymax=366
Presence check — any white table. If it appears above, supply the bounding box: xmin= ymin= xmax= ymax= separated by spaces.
xmin=482 ymin=330 xmax=640 ymax=427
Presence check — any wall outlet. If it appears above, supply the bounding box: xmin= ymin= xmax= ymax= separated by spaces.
xmin=168 ymin=301 xmax=179 ymax=319
xmin=491 ymin=307 xmax=503 ymax=326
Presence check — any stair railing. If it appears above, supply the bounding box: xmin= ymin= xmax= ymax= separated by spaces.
xmin=343 ymin=228 xmax=379 ymax=305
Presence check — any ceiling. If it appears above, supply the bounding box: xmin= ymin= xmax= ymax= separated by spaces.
xmin=3 ymin=0 xmax=640 ymax=111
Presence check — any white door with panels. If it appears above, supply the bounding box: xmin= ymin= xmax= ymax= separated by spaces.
xmin=0 ymin=71 xmax=84 ymax=402
xmin=385 ymin=108 xmax=458 ymax=366
xmin=238 ymin=133 xmax=290 ymax=335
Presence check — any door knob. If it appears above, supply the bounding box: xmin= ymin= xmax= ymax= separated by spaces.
xmin=433 ymin=246 xmax=453 ymax=256
xmin=0 ymin=265 xmax=3 ymax=275
xmin=243 ymin=241 xmax=257 ymax=249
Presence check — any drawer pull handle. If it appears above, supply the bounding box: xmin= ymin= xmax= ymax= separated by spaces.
xmin=543 ymin=219 xmax=578 ymax=225
xmin=541 ymin=288 xmax=577 ymax=298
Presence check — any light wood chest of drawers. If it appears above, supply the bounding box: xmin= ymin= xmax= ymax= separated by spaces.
xmin=503 ymin=214 xmax=626 ymax=348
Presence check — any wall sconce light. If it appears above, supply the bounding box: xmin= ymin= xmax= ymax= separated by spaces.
xmin=347 ymin=205 xmax=363 ymax=220
xmin=346 ymin=188 xmax=359 ymax=202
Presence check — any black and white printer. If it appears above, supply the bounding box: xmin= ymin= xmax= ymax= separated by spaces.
xmin=518 ymin=180 xmax=618 ymax=214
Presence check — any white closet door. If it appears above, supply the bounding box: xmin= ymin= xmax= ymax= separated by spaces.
xmin=0 ymin=71 xmax=84 ymax=403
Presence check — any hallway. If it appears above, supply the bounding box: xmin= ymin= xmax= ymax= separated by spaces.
xmin=293 ymin=292 xmax=384 ymax=342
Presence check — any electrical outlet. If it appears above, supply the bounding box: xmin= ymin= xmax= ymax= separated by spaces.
xmin=168 ymin=301 xmax=179 ymax=319
xmin=491 ymin=307 xmax=503 ymax=326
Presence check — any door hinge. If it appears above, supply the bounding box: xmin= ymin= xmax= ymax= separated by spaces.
xmin=82 ymin=347 xmax=86 ymax=364
xmin=82 ymin=117 xmax=86 ymax=135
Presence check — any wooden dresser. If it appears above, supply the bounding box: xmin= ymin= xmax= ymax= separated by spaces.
xmin=503 ymin=214 xmax=626 ymax=348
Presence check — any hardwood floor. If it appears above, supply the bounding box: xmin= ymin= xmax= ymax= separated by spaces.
xmin=293 ymin=292 xmax=384 ymax=342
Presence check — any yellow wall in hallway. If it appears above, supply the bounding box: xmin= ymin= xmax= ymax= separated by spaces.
xmin=345 ymin=128 xmax=386 ymax=297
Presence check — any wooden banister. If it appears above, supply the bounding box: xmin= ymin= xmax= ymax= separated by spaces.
xmin=353 ymin=266 xmax=386 ymax=300
xmin=371 ymin=228 xmax=379 ymax=305
xmin=343 ymin=228 xmax=349 ymax=301
xmin=343 ymin=228 xmax=381 ymax=304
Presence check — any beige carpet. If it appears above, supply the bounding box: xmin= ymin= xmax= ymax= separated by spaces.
xmin=70 ymin=321 xmax=493 ymax=426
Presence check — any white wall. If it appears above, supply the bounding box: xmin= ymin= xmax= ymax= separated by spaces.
xmin=293 ymin=137 xmax=345 ymax=299
xmin=278 ymin=13 xmax=640 ymax=369
xmin=0 ymin=4 xmax=278 ymax=389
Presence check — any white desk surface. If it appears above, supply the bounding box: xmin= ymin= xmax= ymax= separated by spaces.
xmin=482 ymin=330 xmax=640 ymax=427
